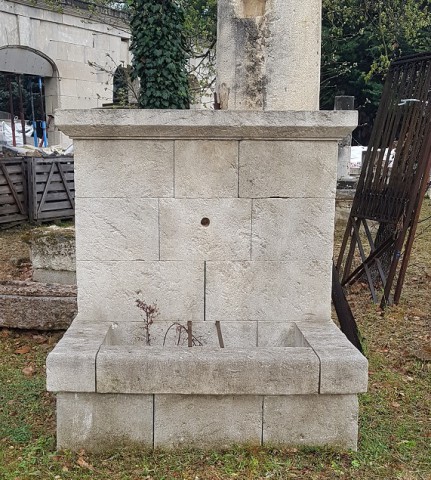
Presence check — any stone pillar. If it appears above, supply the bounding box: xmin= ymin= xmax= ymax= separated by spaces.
xmin=216 ymin=0 xmax=322 ymax=111
xmin=334 ymin=95 xmax=358 ymax=193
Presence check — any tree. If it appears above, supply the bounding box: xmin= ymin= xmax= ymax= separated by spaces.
xmin=321 ymin=0 xmax=431 ymax=144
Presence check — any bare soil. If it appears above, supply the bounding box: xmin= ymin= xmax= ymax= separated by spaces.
xmin=0 ymin=225 xmax=33 ymax=281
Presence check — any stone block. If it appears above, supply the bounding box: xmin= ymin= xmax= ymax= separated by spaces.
xmin=33 ymin=269 xmax=76 ymax=285
xmin=205 ymin=261 xmax=331 ymax=322
xmin=154 ymin=395 xmax=262 ymax=448
xmin=77 ymin=261 xmax=204 ymax=323
xmin=59 ymin=78 xmax=77 ymax=98
xmin=75 ymin=198 xmax=159 ymax=261
xmin=263 ymin=395 xmax=359 ymax=450
xmin=296 ymin=321 xmax=368 ymax=394
xmin=30 ymin=227 xmax=76 ymax=271
xmin=76 ymin=80 xmax=99 ymax=100
xmin=46 ymin=322 xmax=108 ymax=392
xmin=252 ymin=198 xmax=334 ymax=261
xmin=58 ymin=24 xmax=93 ymax=46
xmin=0 ymin=281 xmax=76 ymax=330
xmin=0 ymin=13 xmax=19 ymax=45
xmin=56 ymin=110 xmax=359 ymax=141
xmin=239 ymin=141 xmax=338 ymax=198
xmin=41 ymin=8 xmax=62 ymax=23
xmin=56 ymin=393 xmax=153 ymax=451
xmin=56 ymin=60 xmax=94 ymax=82
xmin=175 ymin=140 xmax=239 ymax=197
xmin=160 ymin=199 xmax=251 ymax=260
xmin=316 ymin=347 xmax=369 ymax=394
xmin=96 ymin=346 xmax=319 ymax=395
xmin=17 ymin=15 xmax=31 ymax=45
xmin=56 ymin=42 xmax=86 ymax=63
xmin=74 ymin=140 xmax=174 ymax=198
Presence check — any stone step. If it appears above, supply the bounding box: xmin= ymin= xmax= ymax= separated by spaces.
xmin=0 ymin=280 xmax=77 ymax=330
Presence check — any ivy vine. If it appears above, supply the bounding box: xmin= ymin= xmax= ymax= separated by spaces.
xmin=129 ymin=0 xmax=190 ymax=109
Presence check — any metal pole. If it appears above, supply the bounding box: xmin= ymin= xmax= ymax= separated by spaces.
xmin=17 ymin=75 xmax=26 ymax=145
xmin=38 ymin=77 xmax=48 ymax=147
xmin=7 ymin=76 xmax=16 ymax=147
xmin=29 ymin=79 xmax=38 ymax=147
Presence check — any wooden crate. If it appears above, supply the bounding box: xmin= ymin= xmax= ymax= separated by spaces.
xmin=0 ymin=158 xmax=28 ymax=226
xmin=28 ymin=157 xmax=75 ymax=222
xmin=0 ymin=156 xmax=75 ymax=227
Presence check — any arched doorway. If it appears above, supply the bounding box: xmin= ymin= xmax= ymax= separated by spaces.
xmin=0 ymin=46 xmax=60 ymax=146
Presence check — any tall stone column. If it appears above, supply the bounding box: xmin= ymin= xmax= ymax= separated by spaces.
xmin=216 ymin=0 xmax=322 ymax=111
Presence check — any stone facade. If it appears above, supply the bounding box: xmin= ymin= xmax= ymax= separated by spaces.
xmin=0 ymin=0 xmax=131 ymax=146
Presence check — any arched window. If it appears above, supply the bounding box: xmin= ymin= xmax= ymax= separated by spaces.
xmin=113 ymin=66 xmax=129 ymax=105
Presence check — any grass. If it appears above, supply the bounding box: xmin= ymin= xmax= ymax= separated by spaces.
xmin=0 ymin=203 xmax=430 ymax=479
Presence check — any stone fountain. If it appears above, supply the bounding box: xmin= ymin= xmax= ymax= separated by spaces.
xmin=47 ymin=0 xmax=367 ymax=451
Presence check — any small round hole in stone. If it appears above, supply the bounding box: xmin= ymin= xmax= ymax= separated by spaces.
xmin=201 ymin=217 xmax=210 ymax=227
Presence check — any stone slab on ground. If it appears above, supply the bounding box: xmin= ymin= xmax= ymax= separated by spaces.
xmin=0 ymin=280 xmax=77 ymax=330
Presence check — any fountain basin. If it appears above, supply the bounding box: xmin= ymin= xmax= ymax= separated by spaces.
xmin=47 ymin=318 xmax=367 ymax=450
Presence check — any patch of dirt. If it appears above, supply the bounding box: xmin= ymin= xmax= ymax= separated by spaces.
xmin=0 ymin=225 xmax=33 ymax=281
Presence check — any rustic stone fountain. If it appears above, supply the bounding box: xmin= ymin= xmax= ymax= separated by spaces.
xmin=46 ymin=0 xmax=367 ymax=451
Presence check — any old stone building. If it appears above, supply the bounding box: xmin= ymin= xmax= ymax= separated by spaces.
xmin=0 ymin=0 xmax=131 ymax=146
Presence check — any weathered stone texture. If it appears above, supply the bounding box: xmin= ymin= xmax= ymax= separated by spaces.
xmin=77 ymin=261 xmax=204 ymax=322
xmin=257 ymin=322 xmax=307 ymax=347
xmin=205 ymin=261 xmax=331 ymax=322
xmin=30 ymin=228 xmax=76 ymax=271
xmin=263 ymin=395 xmax=359 ymax=450
xmin=56 ymin=110 xmax=358 ymax=140
xmin=75 ymin=197 xmax=159 ymax=261
xmin=56 ymin=393 xmax=153 ymax=451
xmin=175 ymin=140 xmax=239 ymax=198
xmin=154 ymin=395 xmax=262 ymax=448
xmin=0 ymin=281 xmax=76 ymax=330
xmin=105 ymin=320 xmax=258 ymax=349
xmin=296 ymin=321 xmax=369 ymax=394
xmin=239 ymin=141 xmax=338 ymax=198
xmin=96 ymin=346 xmax=320 ymax=395
xmin=252 ymin=198 xmax=334 ymax=261
xmin=46 ymin=322 xmax=108 ymax=392
xmin=74 ymin=140 xmax=174 ymax=198
xmin=216 ymin=0 xmax=321 ymax=111
xmin=160 ymin=199 xmax=252 ymax=260
xmin=30 ymin=227 xmax=76 ymax=284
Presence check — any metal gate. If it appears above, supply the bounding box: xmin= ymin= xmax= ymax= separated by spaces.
xmin=336 ymin=52 xmax=431 ymax=307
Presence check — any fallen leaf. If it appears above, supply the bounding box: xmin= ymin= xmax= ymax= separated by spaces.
xmin=22 ymin=365 xmax=35 ymax=377
xmin=14 ymin=346 xmax=31 ymax=354
xmin=32 ymin=335 xmax=48 ymax=344
xmin=77 ymin=457 xmax=94 ymax=470
xmin=392 ymin=402 xmax=401 ymax=408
